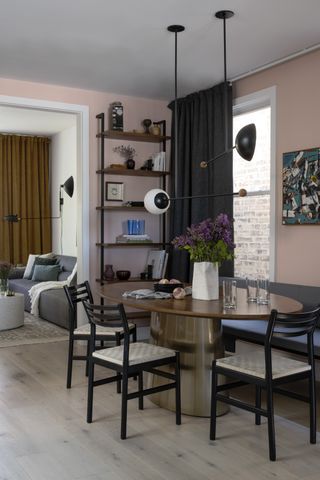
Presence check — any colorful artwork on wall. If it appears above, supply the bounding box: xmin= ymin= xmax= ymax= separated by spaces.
xmin=282 ymin=147 xmax=320 ymax=224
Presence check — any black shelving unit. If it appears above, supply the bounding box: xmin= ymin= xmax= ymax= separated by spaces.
xmin=96 ymin=112 xmax=170 ymax=285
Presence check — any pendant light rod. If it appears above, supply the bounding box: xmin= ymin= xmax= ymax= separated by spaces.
xmin=215 ymin=10 xmax=234 ymax=153
xmin=168 ymin=24 xmax=185 ymax=196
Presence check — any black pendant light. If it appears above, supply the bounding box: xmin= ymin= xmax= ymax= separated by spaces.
xmin=144 ymin=14 xmax=251 ymax=215
xmin=200 ymin=10 xmax=256 ymax=168
xmin=168 ymin=24 xmax=185 ymax=196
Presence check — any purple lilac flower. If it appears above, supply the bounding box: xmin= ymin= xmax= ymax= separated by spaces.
xmin=171 ymin=213 xmax=235 ymax=264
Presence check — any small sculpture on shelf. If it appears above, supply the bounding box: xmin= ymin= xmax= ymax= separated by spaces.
xmin=142 ymin=118 xmax=152 ymax=134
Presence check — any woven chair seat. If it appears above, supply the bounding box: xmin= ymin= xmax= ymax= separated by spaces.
xmin=74 ymin=322 xmax=135 ymax=336
xmin=93 ymin=342 xmax=176 ymax=366
xmin=216 ymin=351 xmax=311 ymax=379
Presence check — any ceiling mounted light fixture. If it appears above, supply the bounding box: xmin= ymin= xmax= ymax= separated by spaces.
xmin=144 ymin=14 xmax=252 ymax=215
xmin=200 ymin=10 xmax=256 ymax=168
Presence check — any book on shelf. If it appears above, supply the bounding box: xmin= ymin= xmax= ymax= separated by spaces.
xmin=146 ymin=250 xmax=168 ymax=279
xmin=116 ymin=234 xmax=152 ymax=243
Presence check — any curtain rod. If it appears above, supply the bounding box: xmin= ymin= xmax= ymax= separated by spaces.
xmin=231 ymin=43 xmax=320 ymax=82
xmin=0 ymin=132 xmax=51 ymax=140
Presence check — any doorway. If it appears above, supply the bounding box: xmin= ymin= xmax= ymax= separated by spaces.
xmin=0 ymin=95 xmax=89 ymax=284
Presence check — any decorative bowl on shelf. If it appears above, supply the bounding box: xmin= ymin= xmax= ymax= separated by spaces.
xmin=116 ymin=270 xmax=131 ymax=281
xmin=154 ymin=282 xmax=183 ymax=293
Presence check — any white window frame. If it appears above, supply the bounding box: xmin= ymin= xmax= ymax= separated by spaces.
xmin=233 ymin=86 xmax=277 ymax=281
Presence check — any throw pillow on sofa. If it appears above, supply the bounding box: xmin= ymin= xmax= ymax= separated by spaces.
xmin=31 ymin=265 xmax=60 ymax=282
xmin=23 ymin=253 xmax=56 ymax=279
xmin=29 ymin=257 xmax=58 ymax=279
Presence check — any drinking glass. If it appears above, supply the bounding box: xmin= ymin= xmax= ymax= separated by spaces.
xmin=257 ymin=278 xmax=270 ymax=305
xmin=246 ymin=277 xmax=258 ymax=302
xmin=223 ymin=280 xmax=237 ymax=309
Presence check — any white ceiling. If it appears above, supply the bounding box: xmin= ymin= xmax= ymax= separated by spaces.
xmin=0 ymin=106 xmax=76 ymax=135
xmin=1 ymin=0 xmax=320 ymax=100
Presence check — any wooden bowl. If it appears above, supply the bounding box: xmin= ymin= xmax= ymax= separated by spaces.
xmin=116 ymin=270 xmax=131 ymax=281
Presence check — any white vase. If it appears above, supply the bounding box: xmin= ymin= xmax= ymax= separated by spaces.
xmin=192 ymin=262 xmax=219 ymax=300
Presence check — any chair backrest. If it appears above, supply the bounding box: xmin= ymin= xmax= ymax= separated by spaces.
xmin=64 ymin=281 xmax=93 ymax=330
xmin=82 ymin=301 xmax=130 ymax=365
xmin=265 ymin=307 xmax=320 ymax=371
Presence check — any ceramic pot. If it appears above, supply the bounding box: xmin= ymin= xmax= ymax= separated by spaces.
xmin=150 ymin=125 xmax=161 ymax=135
xmin=192 ymin=262 xmax=219 ymax=300
xmin=126 ymin=158 xmax=135 ymax=169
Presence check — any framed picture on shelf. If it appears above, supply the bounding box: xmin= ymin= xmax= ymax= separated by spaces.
xmin=282 ymin=147 xmax=320 ymax=225
xmin=105 ymin=182 xmax=124 ymax=202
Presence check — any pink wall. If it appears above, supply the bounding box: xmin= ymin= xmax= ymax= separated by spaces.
xmin=0 ymin=77 xmax=170 ymax=281
xmin=234 ymin=49 xmax=320 ymax=286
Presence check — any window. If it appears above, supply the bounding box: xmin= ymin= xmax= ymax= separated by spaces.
xmin=233 ymin=87 xmax=276 ymax=280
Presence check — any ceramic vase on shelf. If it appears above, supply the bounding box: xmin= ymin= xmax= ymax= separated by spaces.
xmin=103 ymin=264 xmax=115 ymax=281
xmin=126 ymin=158 xmax=135 ymax=169
xmin=192 ymin=262 xmax=219 ymax=300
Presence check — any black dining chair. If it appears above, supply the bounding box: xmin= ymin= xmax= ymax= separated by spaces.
xmin=83 ymin=301 xmax=181 ymax=439
xmin=210 ymin=306 xmax=320 ymax=461
xmin=64 ymin=281 xmax=137 ymax=389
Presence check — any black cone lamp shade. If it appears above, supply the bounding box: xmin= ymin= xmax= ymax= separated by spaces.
xmin=59 ymin=175 xmax=74 ymax=211
xmin=62 ymin=176 xmax=74 ymax=198
xmin=235 ymin=124 xmax=256 ymax=161
xmin=200 ymin=123 xmax=257 ymax=168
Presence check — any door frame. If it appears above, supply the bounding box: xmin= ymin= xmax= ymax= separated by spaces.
xmin=0 ymin=95 xmax=90 ymax=283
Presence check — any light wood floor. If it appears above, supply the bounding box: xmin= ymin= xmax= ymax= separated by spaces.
xmin=0 ymin=340 xmax=319 ymax=480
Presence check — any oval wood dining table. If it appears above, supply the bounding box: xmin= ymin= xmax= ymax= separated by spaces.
xmin=99 ymin=282 xmax=302 ymax=417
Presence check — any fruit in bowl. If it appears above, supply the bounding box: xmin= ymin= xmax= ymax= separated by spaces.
xmin=154 ymin=278 xmax=183 ymax=293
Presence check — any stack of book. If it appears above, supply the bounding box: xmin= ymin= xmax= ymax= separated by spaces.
xmin=116 ymin=234 xmax=152 ymax=244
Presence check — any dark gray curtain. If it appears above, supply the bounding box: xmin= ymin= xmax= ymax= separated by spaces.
xmin=168 ymin=82 xmax=234 ymax=281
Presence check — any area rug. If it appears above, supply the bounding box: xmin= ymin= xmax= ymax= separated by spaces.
xmin=0 ymin=312 xmax=68 ymax=348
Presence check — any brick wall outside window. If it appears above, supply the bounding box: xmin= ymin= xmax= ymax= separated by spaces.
xmin=233 ymin=107 xmax=271 ymax=279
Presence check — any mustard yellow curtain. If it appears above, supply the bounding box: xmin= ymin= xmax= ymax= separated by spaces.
xmin=0 ymin=134 xmax=52 ymax=265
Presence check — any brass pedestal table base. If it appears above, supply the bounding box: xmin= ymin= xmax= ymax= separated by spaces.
xmin=149 ymin=312 xmax=229 ymax=417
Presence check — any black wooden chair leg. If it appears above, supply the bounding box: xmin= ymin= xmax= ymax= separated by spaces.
xmin=85 ymin=341 xmax=90 ymax=377
xmin=210 ymin=362 xmax=217 ymax=441
xmin=66 ymin=336 xmax=74 ymax=389
xmin=175 ymin=352 xmax=181 ymax=425
xmin=121 ymin=372 xmax=129 ymax=440
xmin=266 ymin=382 xmax=276 ymax=461
xmin=87 ymin=360 xmax=95 ymax=423
xmin=309 ymin=371 xmax=317 ymax=444
xmin=255 ymin=385 xmax=262 ymax=426
xmin=138 ymin=371 xmax=144 ymax=410
xmin=132 ymin=328 xmax=138 ymax=381
xmin=116 ymin=333 xmax=122 ymax=393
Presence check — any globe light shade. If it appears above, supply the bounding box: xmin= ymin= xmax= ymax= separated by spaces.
xmin=144 ymin=189 xmax=170 ymax=214
xmin=235 ymin=123 xmax=256 ymax=161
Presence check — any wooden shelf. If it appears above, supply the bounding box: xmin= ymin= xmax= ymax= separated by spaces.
xmin=96 ymin=277 xmax=148 ymax=283
xmin=96 ymin=206 xmax=145 ymax=212
xmin=96 ymin=242 xmax=169 ymax=248
xmin=96 ymin=129 xmax=171 ymax=143
xmin=96 ymin=168 xmax=169 ymax=177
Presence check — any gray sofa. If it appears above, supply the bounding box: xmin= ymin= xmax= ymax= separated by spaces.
xmin=8 ymin=255 xmax=77 ymax=329
xmin=221 ymin=278 xmax=320 ymax=359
